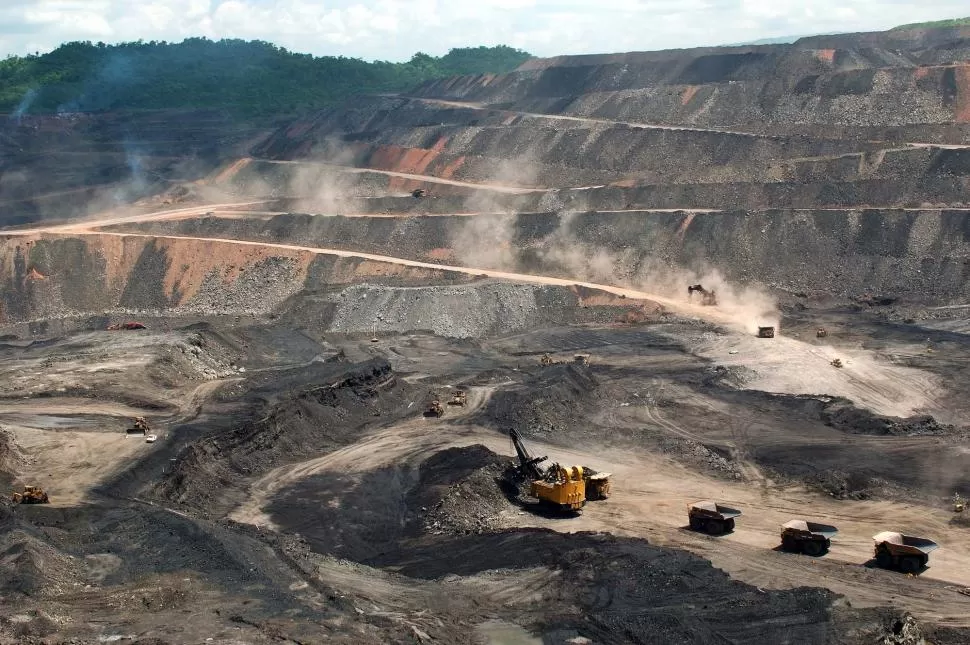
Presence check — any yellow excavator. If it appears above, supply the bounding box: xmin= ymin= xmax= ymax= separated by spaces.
xmin=508 ymin=429 xmax=611 ymax=512
xmin=11 ymin=485 xmax=49 ymax=504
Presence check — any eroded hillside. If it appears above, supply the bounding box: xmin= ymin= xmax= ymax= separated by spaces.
xmin=3 ymin=23 xmax=970 ymax=645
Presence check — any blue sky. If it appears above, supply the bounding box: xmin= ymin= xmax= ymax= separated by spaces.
xmin=1 ymin=1 xmax=968 ymax=60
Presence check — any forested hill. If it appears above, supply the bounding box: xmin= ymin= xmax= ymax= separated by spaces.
xmin=0 ymin=39 xmax=532 ymax=117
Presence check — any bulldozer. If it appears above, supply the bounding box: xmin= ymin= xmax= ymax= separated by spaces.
xmin=447 ymin=390 xmax=467 ymax=407
xmin=126 ymin=416 xmax=151 ymax=435
xmin=11 ymin=485 xmax=49 ymax=504
xmin=687 ymin=500 xmax=741 ymax=535
xmin=507 ymin=429 xmax=611 ymax=511
xmin=687 ymin=284 xmax=718 ymax=306
xmin=780 ymin=519 xmax=838 ymax=556
xmin=872 ymin=531 xmax=938 ymax=573
xmin=573 ymin=354 xmax=591 ymax=366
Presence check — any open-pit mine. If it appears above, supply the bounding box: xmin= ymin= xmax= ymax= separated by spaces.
xmin=5 ymin=24 xmax=970 ymax=645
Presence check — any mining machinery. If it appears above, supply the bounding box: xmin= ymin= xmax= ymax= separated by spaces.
xmin=126 ymin=416 xmax=151 ymax=435
xmin=507 ymin=429 xmax=612 ymax=511
xmin=687 ymin=284 xmax=718 ymax=306
xmin=509 ymin=429 xmax=584 ymax=511
xmin=448 ymin=390 xmax=467 ymax=406
xmin=757 ymin=326 xmax=776 ymax=338
xmin=11 ymin=485 xmax=49 ymax=504
xmin=872 ymin=532 xmax=938 ymax=573
xmin=425 ymin=399 xmax=445 ymax=418
xmin=687 ymin=500 xmax=741 ymax=535
xmin=780 ymin=519 xmax=838 ymax=556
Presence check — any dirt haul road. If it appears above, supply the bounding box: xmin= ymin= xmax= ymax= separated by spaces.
xmin=403 ymin=95 xmax=970 ymax=150
xmin=231 ymin=384 xmax=970 ymax=628
xmin=5 ymin=199 xmax=945 ymax=417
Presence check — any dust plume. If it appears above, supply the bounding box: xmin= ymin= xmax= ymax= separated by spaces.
xmin=449 ymin=156 xmax=538 ymax=269
xmin=537 ymin=210 xmax=636 ymax=284
xmin=633 ymin=260 xmax=781 ymax=333
xmin=286 ymin=142 xmax=358 ymax=214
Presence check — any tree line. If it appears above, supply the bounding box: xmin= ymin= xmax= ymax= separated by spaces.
xmin=0 ymin=39 xmax=532 ymax=117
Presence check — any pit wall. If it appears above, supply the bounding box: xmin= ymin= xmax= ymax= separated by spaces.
xmin=414 ymin=49 xmax=970 ymax=135
xmin=252 ymin=96 xmax=877 ymax=187
xmin=0 ymin=234 xmax=460 ymax=325
xmin=0 ymin=233 xmax=656 ymax=337
xmin=228 ymin=153 xmax=970 ymax=211
xmin=116 ymin=209 xmax=970 ymax=301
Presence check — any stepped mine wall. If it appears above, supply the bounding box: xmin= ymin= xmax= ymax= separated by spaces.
xmin=0 ymin=233 xmax=651 ymax=337
xmin=119 ymin=208 xmax=970 ymax=301
xmin=414 ymin=55 xmax=970 ymax=134
xmin=255 ymin=118 xmax=877 ymax=189
xmin=232 ymin=161 xmax=970 ymax=212
xmin=0 ymin=234 xmax=467 ymax=325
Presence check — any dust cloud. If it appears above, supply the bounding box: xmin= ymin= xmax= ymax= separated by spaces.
xmin=286 ymin=140 xmax=358 ymax=214
xmin=633 ymin=261 xmax=781 ymax=333
xmin=449 ymin=156 xmax=538 ymax=268
xmin=451 ymin=171 xmax=780 ymax=332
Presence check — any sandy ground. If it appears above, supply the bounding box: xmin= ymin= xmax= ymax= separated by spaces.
xmin=2 ymin=379 xmax=232 ymax=506
xmin=681 ymin=327 xmax=945 ymax=418
xmin=0 ymin=328 xmax=238 ymax=506
xmin=24 ymin=223 xmax=942 ymax=418
xmin=5 ymin=424 xmax=156 ymax=506
xmin=230 ymin=384 xmax=970 ymax=627
xmin=6 ymin=197 xmax=947 ymax=418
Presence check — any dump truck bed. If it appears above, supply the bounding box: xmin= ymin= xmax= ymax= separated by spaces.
xmin=690 ymin=500 xmax=741 ymax=519
xmin=783 ymin=519 xmax=838 ymax=539
xmin=873 ymin=531 xmax=939 ymax=555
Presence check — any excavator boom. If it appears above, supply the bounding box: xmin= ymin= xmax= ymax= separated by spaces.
xmin=510 ymin=428 xmax=547 ymax=480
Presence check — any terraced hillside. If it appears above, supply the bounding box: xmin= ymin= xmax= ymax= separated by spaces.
xmin=4 ymin=24 xmax=970 ymax=645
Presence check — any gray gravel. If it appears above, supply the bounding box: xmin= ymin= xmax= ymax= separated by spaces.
xmin=328 ymin=282 xmax=544 ymax=338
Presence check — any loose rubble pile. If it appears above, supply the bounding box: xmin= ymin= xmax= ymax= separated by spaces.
xmin=408 ymin=445 xmax=511 ymax=535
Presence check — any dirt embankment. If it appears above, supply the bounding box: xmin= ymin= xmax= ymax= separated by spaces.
xmin=0 ymin=234 xmax=473 ymax=328
xmin=154 ymin=358 xmax=417 ymax=517
xmin=120 ymin=207 xmax=970 ymax=302
xmin=258 ymin=439 xmax=926 ymax=645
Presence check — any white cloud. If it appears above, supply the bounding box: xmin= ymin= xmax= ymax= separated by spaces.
xmin=0 ymin=0 xmax=968 ymax=60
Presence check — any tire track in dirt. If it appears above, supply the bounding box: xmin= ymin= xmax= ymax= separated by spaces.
xmin=226 ymin=385 xmax=970 ymax=627
xmin=6 ymin=216 xmax=945 ymax=417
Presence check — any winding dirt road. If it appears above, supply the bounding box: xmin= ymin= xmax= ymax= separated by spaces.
xmin=230 ymin=384 xmax=970 ymax=628
xmin=5 ymin=199 xmax=945 ymax=417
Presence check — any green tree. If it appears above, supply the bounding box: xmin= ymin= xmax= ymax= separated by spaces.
xmin=0 ymin=39 xmax=532 ymax=118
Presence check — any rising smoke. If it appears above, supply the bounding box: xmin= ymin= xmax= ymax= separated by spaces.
xmin=11 ymin=88 xmax=38 ymax=124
